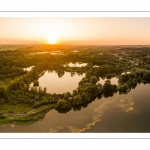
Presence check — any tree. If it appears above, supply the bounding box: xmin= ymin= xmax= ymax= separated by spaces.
xmin=72 ymin=95 xmax=82 ymax=105
xmin=103 ymin=80 xmax=114 ymax=92
xmin=55 ymin=99 xmax=71 ymax=110
xmin=0 ymin=86 xmax=5 ymax=97
xmin=43 ymin=87 xmax=47 ymax=95
xmin=73 ymin=89 xmax=78 ymax=96
xmin=81 ymin=92 xmax=89 ymax=102
xmin=142 ymin=73 xmax=148 ymax=80
xmin=38 ymin=86 xmax=43 ymax=97
xmin=118 ymin=84 xmax=128 ymax=92
xmin=33 ymin=80 xmax=39 ymax=86
xmin=34 ymin=95 xmax=39 ymax=101
xmin=89 ymin=76 xmax=99 ymax=84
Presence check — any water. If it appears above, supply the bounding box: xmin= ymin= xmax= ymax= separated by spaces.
xmin=71 ymin=50 xmax=79 ymax=52
xmin=29 ymin=51 xmax=64 ymax=55
xmin=85 ymin=83 xmax=150 ymax=132
xmin=36 ymin=52 xmax=52 ymax=54
xmin=121 ymin=72 xmax=131 ymax=75
xmin=98 ymin=77 xmax=119 ymax=85
xmin=93 ymin=65 xmax=99 ymax=67
xmin=30 ymin=71 xmax=85 ymax=94
xmin=63 ymin=62 xmax=87 ymax=67
xmin=23 ymin=66 xmax=34 ymax=71
xmin=0 ymin=83 xmax=150 ymax=132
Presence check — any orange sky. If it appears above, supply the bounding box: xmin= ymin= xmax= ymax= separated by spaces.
xmin=1 ymin=17 xmax=150 ymax=45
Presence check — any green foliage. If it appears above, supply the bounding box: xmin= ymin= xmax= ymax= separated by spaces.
xmin=33 ymin=80 xmax=39 ymax=86
xmin=0 ymin=86 xmax=5 ymax=97
xmin=103 ymin=80 xmax=115 ymax=92
xmin=1 ymin=45 xmax=150 ymax=115
xmin=0 ymin=115 xmax=6 ymax=119
xmin=55 ymin=99 xmax=71 ymax=110
xmin=118 ymin=84 xmax=129 ymax=92
xmin=89 ymin=76 xmax=99 ymax=84
xmin=33 ymin=99 xmax=53 ymax=108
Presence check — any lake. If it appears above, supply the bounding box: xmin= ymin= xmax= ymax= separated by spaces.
xmin=0 ymin=83 xmax=150 ymax=132
xmin=30 ymin=71 xmax=85 ymax=93
xmin=63 ymin=62 xmax=87 ymax=67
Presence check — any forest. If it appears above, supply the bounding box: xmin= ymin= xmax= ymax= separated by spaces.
xmin=0 ymin=45 xmax=150 ymax=123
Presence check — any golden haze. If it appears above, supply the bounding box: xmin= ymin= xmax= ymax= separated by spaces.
xmin=1 ymin=18 xmax=150 ymax=45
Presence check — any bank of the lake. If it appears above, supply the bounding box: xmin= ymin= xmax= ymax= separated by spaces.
xmin=0 ymin=83 xmax=150 ymax=132
xmin=0 ymin=103 xmax=56 ymax=125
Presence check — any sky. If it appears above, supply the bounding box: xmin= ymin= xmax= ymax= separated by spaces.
xmin=1 ymin=17 xmax=150 ymax=45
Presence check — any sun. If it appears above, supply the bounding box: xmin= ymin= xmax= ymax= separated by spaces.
xmin=48 ymin=38 xmax=57 ymax=44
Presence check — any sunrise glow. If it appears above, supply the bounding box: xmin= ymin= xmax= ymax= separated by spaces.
xmin=48 ymin=38 xmax=57 ymax=44
xmin=1 ymin=18 xmax=150 ymax=45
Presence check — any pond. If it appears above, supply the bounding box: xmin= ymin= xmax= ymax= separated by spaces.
xmin=121 ymin=72 xmax=131 ymax=75
xmin=63 ymin=62 xmax=87 ymax=67
xmin=97 ymin=77 xmax=119 ymax=85
xmin=23 ymin=66 xmax=34 ymax=71
xmin=30 ymin=71 xmax=85 ymax=94
xmin=0 ymin=83 xmax=150 ymax=132
xmin=71 ymin=50 xmax=79 ymax=52
xmin=29 ymin=51 xmax=64 ymax=55
xmin=93 ymin=65 xmax=99 ymax=67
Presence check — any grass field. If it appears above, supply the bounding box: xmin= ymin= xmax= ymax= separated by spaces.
xmin=0 ymin=103 xmax=56 ymax=114
xmin=0 ymin=103 xmax=56 ymax=125
xmin=0 ymin=45 xmax=33 ymax=51
xmin=0 ymin=78 xmax=13 ymax=86
xmin=0 ymin=104 xmax=33 ymax=114
xmin=135 ymin=67 xmax=150 ymax=72
xmin=26 ymin=103 xmax=56 ymax=116
xmin=0 ymin=75 xmax=24 ymax=86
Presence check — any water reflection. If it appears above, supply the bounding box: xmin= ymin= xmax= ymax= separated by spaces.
xmin=29 ymin=51 xmax=64 ymax=55
xmin=0 ymin=84 xmax=150 ymax=132
xmin=103 ymin=92 xmax=114 ymax=98
xmin=49 ymin=94 xmax=134 ymax=132
xmin=98 ymin=77 xmax=118 ymax=85
xmin=93 ymin=65 xmax=99 ymax=67
xmin=121 ymin=72 xmax=131 ymax=75
xmin=23 ymin=66 xmax=34 ymax=71
xmin=71 ymin=50 xmax=79 ymax=52
xmin=30 ymin=71 xmax=85 ymax=94
xmin=63 ymin=62 xmax=87 ymax=67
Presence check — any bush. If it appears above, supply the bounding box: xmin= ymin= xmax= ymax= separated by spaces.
xmin=33 ymin=80 xmax=39 ymax=86
xmin=0 ymin=115 xmax=6 ymax=119
xmin=89 ymin=76 xmax=99 ymax=84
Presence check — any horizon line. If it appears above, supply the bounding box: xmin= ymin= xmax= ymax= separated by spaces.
xmin=0 ymin=44 xmax=150 ymax=46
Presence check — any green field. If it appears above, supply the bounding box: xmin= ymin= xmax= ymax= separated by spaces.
xmin=0 ymin=104 xmax=33 ymax=114
xmin=135 ymin=67 xmax=150 ymax=72
xmin=0 ymin=103 xmax=56 ymax=125
xmin=0 ymin=75 xmax=23 ymax=86
xmin=0 ymin=45 xmax=33 ymax=51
